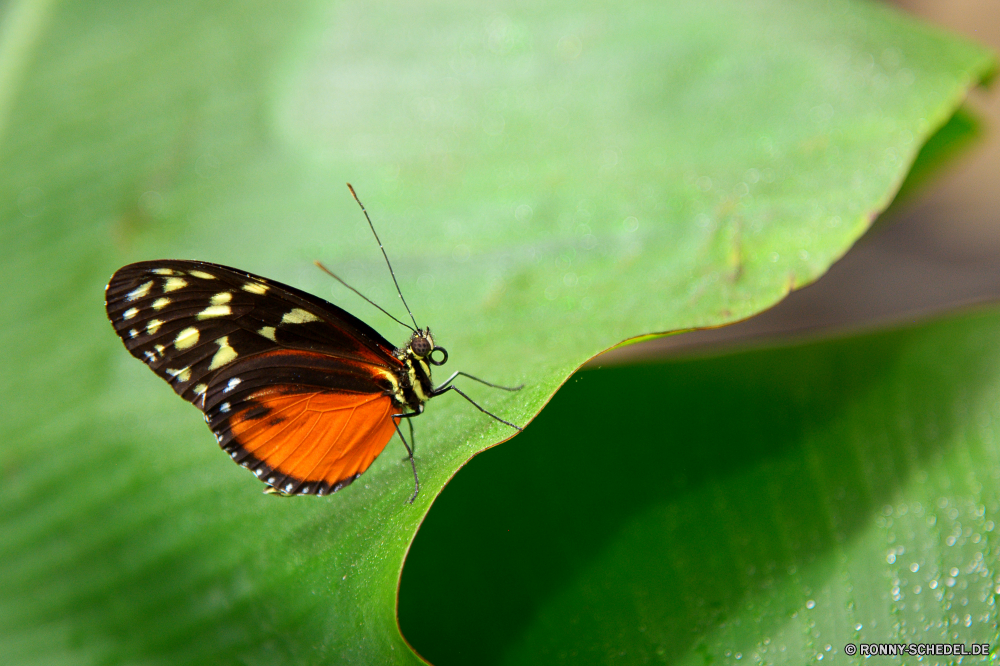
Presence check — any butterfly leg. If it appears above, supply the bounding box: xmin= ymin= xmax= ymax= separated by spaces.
xmin=393 ymin=409 xmax=423 ymax=503
xmin=395 ymin=419 xmax=418 ymax=459
xmin=430 ymin=384 xmax=523 ymax=432
xmin=434 ymin=371 xmax=524 ymax=392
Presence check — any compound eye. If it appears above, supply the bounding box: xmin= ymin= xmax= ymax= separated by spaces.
xmin=428 ymin=347 xmax=448 ymax=366
xmin=411 ymin=336 xmax=432 ymax=357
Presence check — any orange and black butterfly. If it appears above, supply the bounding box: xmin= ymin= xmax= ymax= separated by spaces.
xmin=105 ymin=185 xmax=521 ymax=503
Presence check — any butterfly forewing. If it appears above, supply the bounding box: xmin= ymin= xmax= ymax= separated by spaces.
xmin=105 ymin=260 xmax=406 ymax=495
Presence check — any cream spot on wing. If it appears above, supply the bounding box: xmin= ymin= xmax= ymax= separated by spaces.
xmin=166 ymin=366 xmax=191 ymax=383
xmin=197 ymin=305 xmax=231 ymax=319
xmin=210 ymin=292 xmax=232 ymax=305
xmin=220 ymin=402 xmax=230 ymax=413
xmin=129 ymin=329 xmax=138 ymax=338
xmin=155 ymin=344 xmax=165 ymax=354
xmin=164 ymin=277 xmax=188 ymax=292
xmin=152 ymin=297 xmax=171 ymax=310
xmin=224 ymin=377 xmax=241 ymax=392
xmin=144 ymin=350 xmax=156 ymax=362
xmin=123 ymin=307 xmax=138 ymax=320
xmin=209 ymin=336 xmax=238 ymax=370
xmin=174 ymin=327 xmax=200 ymax=349
xmin=126 ymin=281 xmax=153 ymax=301
xmin=189 ymin=270 xmax=215 ymax=279
xmin=242 ymin=282 xmax=268 ymax=294
xmin=147 ymin=319 xmax=164 ymax=334
xmin=193 ymin=383 xmax=208 ymax=395
xmin=257 ymin=326 xmax=276 ymax=341
xmin=152 ymin=268 xmax=174 ymax=275
xmin=281 ymin=308 xmax=320 ymax=325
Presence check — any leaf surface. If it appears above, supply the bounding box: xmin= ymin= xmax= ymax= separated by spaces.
xmin=0 ymin=0 xmax=992 ymax=663
xmin=402 ymin=307 xmax=1000 ymax=664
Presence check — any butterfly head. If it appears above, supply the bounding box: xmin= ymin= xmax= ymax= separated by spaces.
xmin=407 ymin=328 xmax=448 ymax=366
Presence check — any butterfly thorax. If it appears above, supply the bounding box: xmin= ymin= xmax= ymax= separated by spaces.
xmin=392 ymin=328 xmax=440 ymax=412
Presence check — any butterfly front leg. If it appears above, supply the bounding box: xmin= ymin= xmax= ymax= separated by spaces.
xmin=427 ymin=373 xmax=523 ymax=432
xmin=431 ymin=370 xmax=523 ymax=394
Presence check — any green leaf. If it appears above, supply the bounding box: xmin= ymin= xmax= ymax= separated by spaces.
xmin=401 ymin=307 xmax=1000 ymax=663
xmin=0 ymin=0 xmax=992 ymax=663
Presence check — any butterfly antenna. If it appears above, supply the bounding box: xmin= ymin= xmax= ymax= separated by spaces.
xmin=347 ymin=183 xmax=420 ymax=330
xmin=315 ymin=261 xmax=415 ymax=332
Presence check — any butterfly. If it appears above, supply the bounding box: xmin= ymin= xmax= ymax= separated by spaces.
xmin=105 ymin=185 xmax=522 ymax=503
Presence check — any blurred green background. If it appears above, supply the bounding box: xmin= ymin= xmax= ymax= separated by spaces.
xmin=0 ymin=0 xmax=995 ymax=663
